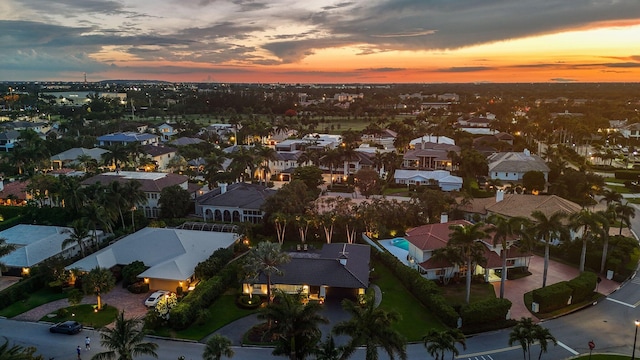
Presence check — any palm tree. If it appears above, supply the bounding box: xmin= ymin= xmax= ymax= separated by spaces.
xmin=531 ymin=324 xmax=557 ymax=360
xmin=509 ymin=317 xmax=535 ymax=360
xmin=0 ymin=338 xmax=36 ymax=360
xmin=102 ymin=144 xmax=129 ymax=170
xmin=203 ymin=334 xmax=234 ymax=360
xmin=422 ymin=328 xmax=466 ymax=360
xmin=258 ymin=290 xmax=328 ymax=360
xmin=448 ymin=222 xmax=488 ymax=304
xmin=61 ymin=218 xmax=90 ymax=257
xmin=596 ymin=208 xmax=614 ymax=274
xmin=600 ymin=189 xmax=622 ymax=206
xmin=569 ymin=209 xmax=606 ymax=273
xmin=255 ymin=144 xmax=277 ymax=184
xmin=508 ymin=317 xmax=556 ymax=360
xmin=107 ymin=181 xmax=128 ymax=228
xmin=76 ymin=154 xmax=98 ymax=173
xmin=91 ymin=311 xmax=158 ymax=360
xmin=333 ymin=291 xmax=407 ymax=360
xmin=320 ymin=148 xmax=342 ymax=187
xmin=313 ymin=336 xmax=345 ymax=360
xmin=530 ymin=211 xmax=569 ymax=288
xmin=0 ymin=239 xmax=17 ymax=277
xmin=487 ymin=215 xmax=529 ymax=299
xmin=615 ymin=202 xmax=636 ymax=235
xmin=82 ymin=267 xmax=116 ymax=310
xmin=121 ymin=180 xmax=147 ymax=230
xmin=243 ymin=242 xmax=290 ymax=304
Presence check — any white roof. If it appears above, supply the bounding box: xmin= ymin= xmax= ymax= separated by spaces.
xmin=0 ymin=224 xmax=73 ymax=267
xmin=67 ymin=227 xmax=238 ymax=281
xmin=50 ymin=147 xmax=110 ymax=162
xmin=410 ymin=135 xmax=455 ymax=146
xmin=394 ymin=169 xmax=463 ymax=185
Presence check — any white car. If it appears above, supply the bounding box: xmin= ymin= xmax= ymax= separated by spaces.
xmin=144 ymin=290 xmax=169 ymax=307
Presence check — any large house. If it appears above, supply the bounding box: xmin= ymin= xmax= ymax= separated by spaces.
xmin=244 ymin=243 xmax=370 ymax=301
xmin=487 ymin=149 xmax=550 ymax=183
xmin=97 ymin=132 xmax=160 ymax=147
xmin=0 ymin=224 xmax=102 ymax=276
xmin=195 ymin=183 xmax=276 ymax=224
xmin=81 ymin=171 xmax=197 ymax=218
xmin=0 ymin=180 xmax=30 ymax=206
xmin=394 ymin=169 xmax=463 ymax=191
xmin=50 ymin=147 xmax=110 ymax=169
xmin=141 ymin=144 xmax=177 ymax=171
xmin=404 ymin=219 xmax=529 ymax=282
xmin=67 ymin=227 xmax=238 ymax=292
xmin=402 ymin=141 xmax=460 ymax=171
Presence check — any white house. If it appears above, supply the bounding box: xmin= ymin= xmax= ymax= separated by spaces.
xmin=487 ymin=149 xmax=550 ymax=182
xmin=394 ymin=169 xmax=463 ymax=191
xmin=66 ymin=227 xmax=239 ymax=291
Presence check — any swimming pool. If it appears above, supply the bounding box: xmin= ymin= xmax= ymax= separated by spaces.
xmin=390 ymin=238 xmax=409 ymax=251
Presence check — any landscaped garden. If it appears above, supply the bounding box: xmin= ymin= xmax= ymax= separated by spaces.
xmin=0 ymin=288 xmax=67 ymax=318
xmin=40 ymin=304 xmax=118 ymax=329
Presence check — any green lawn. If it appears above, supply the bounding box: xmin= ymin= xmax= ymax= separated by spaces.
xmin=439 ymin=281 xmax=497 ymax=309
xmin=150 ymin=292 xmax=258 ymax=341
xmin=0 ymin=288 xmax=68 ymax=318
xmin=41 ymin=304 xmax=118 ymax=329
xmin=373 ymin=260 xmax=447 ymax=341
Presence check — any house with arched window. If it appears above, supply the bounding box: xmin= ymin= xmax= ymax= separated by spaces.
xmin=195 ymin=183 xmax=276 ymax=224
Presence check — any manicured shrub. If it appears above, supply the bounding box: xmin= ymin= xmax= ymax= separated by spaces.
xmin=567 ymin=271 xmax=597 ymax=303
xmin=127 ymin=282 xmax=149 ymax=294
xmin=532 ymin=282 xmax=573 ymax=313
xmin=461 ymin=298 xmax=512 ymax=328
xmin=121 ymin=261 xmax=148 ymax=288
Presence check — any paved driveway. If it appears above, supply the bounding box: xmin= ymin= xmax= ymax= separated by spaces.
xmin=493 ymin=255 xmax=620 ymax=322
xmin=12 ymin=285 xmax=149 ymax=324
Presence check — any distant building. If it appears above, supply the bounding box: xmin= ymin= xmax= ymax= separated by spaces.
xmin=97 ymin=132 xmax=160 ymax=147
xmin=487 ymin=149 xmax=550 ymax=182
xmin=81 ymin=171 xmax=196 ymax=218
xmin=50 ymin=147 xmax=110 ymax=169
xmin=195 ymin=182 xmax=276 ymax=224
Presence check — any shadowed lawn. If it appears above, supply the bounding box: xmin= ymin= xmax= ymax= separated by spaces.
xmin=40 ymin=304 xmax=118 ymax=329
xmin=0 ymin=288 xmax=68 ymax=318
xmin=571 ymin=355 xmax=631 ymax=359
xmin=151 ymin=293 xmax=258 ymax=341
xmin=439 ymin=281 xmax=497 ymax=308
xmin=373 ymin=260 xmax=447 ymax=341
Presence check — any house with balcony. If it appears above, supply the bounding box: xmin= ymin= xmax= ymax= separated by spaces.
xmin=156 ymin=123 xmax=178 ymax=141
xmin=81 ymin=171 xmax=196 ymax=218
xmin=195 ymin=182 xmax=276 ymax=224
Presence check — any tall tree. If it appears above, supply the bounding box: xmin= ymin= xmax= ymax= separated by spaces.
xmin=422 ymin=328 xmax=466 ymax=360
xmin=333 ymin=291 xmax=407 ymax=360
xmin=243 ymin=242 xmax=290 ymax=304
xmin=258 ymin=290 xmax=328 ymax=360
xmin=448 ymin=222 xmax=488 ymax=304
xmin=0 ymin=338 xmax=39 ymax=360
xmin=569 ymin=209 xmax=606 ymax=273
xmin=508 ymin=317 xmax=556 ymax=360
xmin=91 ymin=311 xmax=158 ymax=360
xmin=0 ymin=239 xmax=17 ymax=277
xmin=203 ymin=334 xmax=234 ymax=360
xmin=487 ymin=215 xmax=529 ymax=299
xmin=82 ymin=267 xmax=116 ymax=310
xmin=158 ymin=185 xmax=191 ymax=219
xmin=102 ymin=144 xmax=129 ymax=170
xmin=615 ymin=202 xmax=636 ymax=235
xmin=121 ymin=180 xmax=147 ymax=230
xmin=61 ymin=218 xmax=90 ymax=258
xmin=529 ymin=211 xmax=569 ymax=288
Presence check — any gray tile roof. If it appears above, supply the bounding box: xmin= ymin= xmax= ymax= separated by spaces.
xmin=256 ymin=243 xmax=370 ymax=289
xmin=197 ymin=183 xmax=277 ymax=209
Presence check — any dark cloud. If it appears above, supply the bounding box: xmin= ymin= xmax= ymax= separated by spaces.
xmin=437 ymin=66 xmax=495 ymax=73
xmin=356 ymin=67 xmax=406 ymax=72
xmin=550 ymin=78 xmax=578 ymax=82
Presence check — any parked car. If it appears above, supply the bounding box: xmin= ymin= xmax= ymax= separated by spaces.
xmin=49 ymin=320 xmax=82 ymax=334
xmin=145 ymin=290 xmax=169 ymax=307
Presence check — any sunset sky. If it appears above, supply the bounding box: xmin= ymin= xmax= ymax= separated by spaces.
xmin=2 ymin=0 xmax=640 ymax=83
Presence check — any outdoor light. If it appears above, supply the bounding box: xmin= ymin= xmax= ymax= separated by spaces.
xmin=633 ymin=320 xmax=640 ymax=360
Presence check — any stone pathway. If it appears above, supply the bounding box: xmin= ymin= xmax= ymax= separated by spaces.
xmin=12 ymin=285 xmax=149 ymax=324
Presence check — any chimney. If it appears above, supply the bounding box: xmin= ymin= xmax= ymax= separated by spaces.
xmin=338 ymin=243 xmax=348 ymax=266
xmin=440 ymin=212 xmax=448 ymax=223
xmin=220 ymin=183 xmax=227 ymax=194
xmin=523 ymin=149 xmax=531 ymax=157
xmin=496 ymin=189 xmax=504 ymax=202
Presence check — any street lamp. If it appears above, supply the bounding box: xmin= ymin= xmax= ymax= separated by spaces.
xmin=633 ymin=320 xmax=640 ymax=360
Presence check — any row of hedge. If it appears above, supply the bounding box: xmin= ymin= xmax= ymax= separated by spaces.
xmin=374 ymin=251 xmax=458 ymax=327
xmin=614 ymin=170 xmax=640 ymax=180
xmin=168 ymin=265 xmax=238 ymax=330
xmin=0 ymin=274 xmax=47 ymax=310
xmin=461 ymin=298 xmax=513 ymax=333
xmin=194 ymin=248 xmax=235 ymax=281
xmin=532 ymin=272 xmax=597 ymax=313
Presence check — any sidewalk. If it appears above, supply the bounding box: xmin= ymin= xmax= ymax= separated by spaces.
xmin=493 ymin=255 xmax=620 ymax=322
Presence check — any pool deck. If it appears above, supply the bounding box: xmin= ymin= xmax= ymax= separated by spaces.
xmin=378 ymin=238 xmax=411 ymax=265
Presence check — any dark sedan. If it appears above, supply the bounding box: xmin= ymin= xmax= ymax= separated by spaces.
xmin=49 ymin=320 xmax=82 ymax=334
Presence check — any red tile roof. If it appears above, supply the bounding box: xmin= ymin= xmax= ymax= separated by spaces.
xmin=405 ymin=220 xmax=471 ymax=251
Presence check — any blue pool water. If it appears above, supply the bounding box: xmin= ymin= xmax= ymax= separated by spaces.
xmin=391 ymin=238 xmax=409 ymax=251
